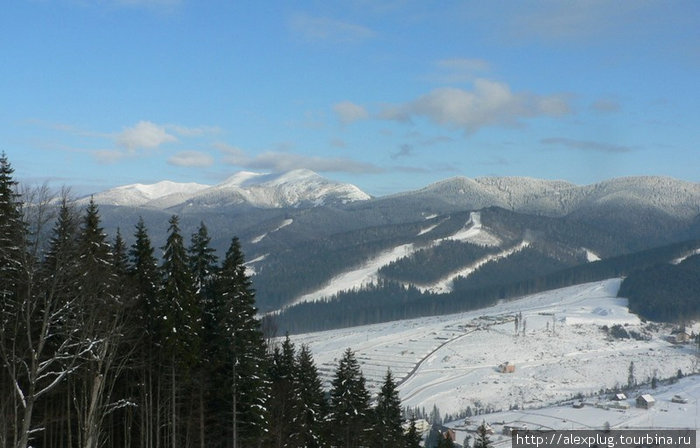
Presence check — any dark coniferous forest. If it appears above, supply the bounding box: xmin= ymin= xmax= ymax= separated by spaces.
xmin=0 ymin=153 xmax=415 ymax=447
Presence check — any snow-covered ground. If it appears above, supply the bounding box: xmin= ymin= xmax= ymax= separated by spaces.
xmin=291 ymin=279 xmax=699 ymax=425
xmin=287 ymin=212 xmax=505 ymax=306
xmin=290 ymin=243 xmax=417 ymax=306
xmin=446 ymin=375 xmax=700 ymax=447
xmin=251 ymin=218 xmax=293 ymax=244
xmin=439 ymin=211 xmax=501 ymax=247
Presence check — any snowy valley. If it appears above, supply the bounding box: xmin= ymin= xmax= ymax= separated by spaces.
xmin=291 ymin=279 xmax=700 ymax=435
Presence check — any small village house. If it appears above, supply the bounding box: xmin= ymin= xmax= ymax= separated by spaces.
xmin=636 ymin=394 xmax=655 ymax=409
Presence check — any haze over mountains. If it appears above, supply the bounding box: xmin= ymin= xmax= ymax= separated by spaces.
xmin=84 ymin=170 xmax=700 ymax=331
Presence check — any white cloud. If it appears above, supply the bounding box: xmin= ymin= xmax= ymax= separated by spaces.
xmin=216 ymin=143 xmax=382 ymax=174
xmin=116 ymin=121 xmax=177 ymax=150
xmin=168 ymin=151 xmax=214 ymax=167
xmin=289 ymin=13 xmax=376 ymax=43
xmin=541 ymin=137 xmax=633 ymax=153
xmin=380 ymin=79 xmax=571 ymax=133
xmin=333 ymin=101 xmax=369 ymax=125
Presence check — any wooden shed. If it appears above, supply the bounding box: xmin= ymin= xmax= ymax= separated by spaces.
xmin=636 ymin=394 xmax=655 ymax=409
xmin=498 ymin=362 xmax=516 ymax=373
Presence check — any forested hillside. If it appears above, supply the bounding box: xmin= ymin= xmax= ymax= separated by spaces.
xmin=272 ymin=239 xmax=700 ymax=334
xmin=619 ymin=254 xmax=700 ymax=322
xmin=0 ymin=154 xmax=419 ymax=448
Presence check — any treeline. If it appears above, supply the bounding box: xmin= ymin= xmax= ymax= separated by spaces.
xmin=0 ymin=154 xmax=422 ymax=448
xmin=619 ymin=254 xmax=700 ymax=322
xmin=274 ymin=239 xmax=700 ymax=334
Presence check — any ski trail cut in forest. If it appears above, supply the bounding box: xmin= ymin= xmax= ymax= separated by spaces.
xmin=285 ymin=212 xmax=507 ymax=308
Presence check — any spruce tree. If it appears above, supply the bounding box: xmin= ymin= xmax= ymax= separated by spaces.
xmin=268 ymin=335 xmax=298 ymax=447
xmin=129 ymin=217 xmax=161 ymax=448
xmin=0 ymin=153 xmax=29 ymax=446
xmin=160 ymin=215 xmax=200 ymax=359
xmin=291 ymin=344 xmax=328 ymax=448
xmin=129 ymin=217 xmax=160 ymax=337
xmin=189 ymin=221 xmax=218 ymax=297
xmin=404 ymin=415 xmax=422 ymax=448
xmin=112 ymin=228 xmax=130 ymax=280
xmin=329 ymin=348 xmax=370 ymax=448
xmin=187 ymin=221 xmax=219 ymax=447
xmin=160 ymin=215 xmax=200 ymax=448
xmin=212 ymin=236 xmax=269 ymax=447
xmin=0 ymin=151 xmax=26 ymax=307
xmin=473 ymin=422 xmax=492 ymax=448
xmin=73 ymin=198 xmax=127 ymax=448
xmin=371 ymin=369 xmax=405 ymax=448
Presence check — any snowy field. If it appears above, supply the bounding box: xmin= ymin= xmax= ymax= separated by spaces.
xmin=290 ymin=279 xmax=700 ymax=426
xmin=446 ymin=375 xmax=700 ymax=447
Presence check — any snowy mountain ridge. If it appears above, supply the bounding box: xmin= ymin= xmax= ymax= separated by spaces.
xmin=393 ymin=175 xmax=700 ymax=218
xmin=81 ymin=168 xmax=371 ymax=209
xmin=83 ymin=172 xmax=699 ymax=220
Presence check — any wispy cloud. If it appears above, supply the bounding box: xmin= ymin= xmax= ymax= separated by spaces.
xmin=217 ymin=143 xmax=382 ymax=174
xmin=380 ymin=79 xmax=572 ymax=133
xmin=168 ymin=151 xmax=214 ymax=167
xmin=541 ymin=137 xmax=633 ymax=153
xmin=94 ymin=149 xmax=127 ymax=164
xmin=333 ymin=101 xmax=369 ymax=125
xmin=591 ymin=98 xmax=621 ymax=113
xmin=391 ymin=143 xmax=413 ymax=159
xmin=289 ymin=13 xmax=376 ymax=43
xmin=431 ymin=58 xmax=491 ymax=83
xmin=330 ymin=138 xmax=347 ymax=148
xmin=503 ymin=1 xmax=657 ymax=42
xmin=116 ymin=121 xmax=178 ymax=150
xmin=167 ymin=124 xmax=222 ymax=137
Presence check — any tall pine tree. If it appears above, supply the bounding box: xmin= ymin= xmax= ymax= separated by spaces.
xmin=370 ymin=369 xmax=405 ymax=448
xmin=290 ymin=344 xmax=328 ymax=448
xmin=268 ymin=336 xmax=299 ymax=448
xmin=212 ymin=237 xmax=269 ymax=448
xmin=0 ymin=153 xmax=29 ymax=447
xmin=160 ymin=215 xmax=200 ymax=448
xmin=129 ymin=217 xmax=161 ymax=448
xmin=404 ymin=415 xmax=422 ymax=448
xmin=329 ymin=348 xmax=370 ymax=448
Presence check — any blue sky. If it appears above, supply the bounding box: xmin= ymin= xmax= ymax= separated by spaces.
xmin=2 ymin=0 xmax=699 ymax=196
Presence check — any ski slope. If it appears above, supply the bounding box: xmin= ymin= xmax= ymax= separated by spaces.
xmin=288 ymin=212 xmax=504 ymax=306
xmin=291 ymin=279 xmax=699 ymax=420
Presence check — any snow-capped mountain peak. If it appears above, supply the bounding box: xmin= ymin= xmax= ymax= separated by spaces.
xmin=219 ymin=171 xmax=267 ymax=187
xmin=79 ymin=180 xmax=210 ymax=207
xmin=197 ymin=169 xmax=370 ymax=208
xmin=84 ymin=169 xmax=371 ymax=210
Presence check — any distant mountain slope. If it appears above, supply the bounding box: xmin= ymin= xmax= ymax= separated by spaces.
xmin=382 ymin=175 xmax=700 ymax=219
xmin=79 ymin=180 xmax=210 ymax=207
xmin=85 ymin=173 xmax=700 ymax=328
xmin=83 ymin=169 xmax=371 ymax=210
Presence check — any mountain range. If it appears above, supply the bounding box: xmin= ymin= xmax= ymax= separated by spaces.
xmin=83 ymin=170 xmax=700 ymax=332
xmin=81 ymin=169 xmax=370 ymax=209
